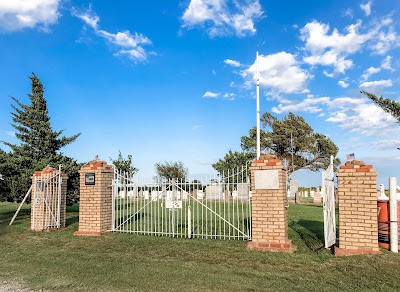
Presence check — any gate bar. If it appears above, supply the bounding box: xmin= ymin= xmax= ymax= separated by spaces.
xmin=9 ymin=185 xmax=33 ymax=226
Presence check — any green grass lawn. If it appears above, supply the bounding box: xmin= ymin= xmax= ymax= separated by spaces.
xmin=1 ymin=202 xmax=400 ymax=291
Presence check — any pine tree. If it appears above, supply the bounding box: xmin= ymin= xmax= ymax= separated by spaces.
xmin=1 ymin=73 xmax=81 ymax=201
xmin=4 ymin=73 xmax=80 ymax=160
xmin=361 ymin=90 xmax=400 ymax=122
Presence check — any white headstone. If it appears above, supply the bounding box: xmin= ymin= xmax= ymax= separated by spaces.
xmin=143 ymin=190 xmax=149 ymax=200
xmin=182 ymin=191 xmax=188 ymax=200
xmin=236 ymin=183 xmax=249 ymax=200
xmin=205 ymin=183 xmax=224 ymax=200
xmin=151 ymin=191 xmax=159 ymax=201
xmin=289 ymin=180 xmax=298 ymax=197
xmin=232 ymin=190 xmax=238 ymax=198
xmin=197 ymin=190 xmax=204 ymax=200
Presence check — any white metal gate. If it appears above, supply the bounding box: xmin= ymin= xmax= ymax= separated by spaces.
xmin=322 ymin=156 xmax=336 ymax=248
xmin=112 ymin=167 xmax=252 ymax=240
xmin=31 ymin=166 xmax=63 ymax=230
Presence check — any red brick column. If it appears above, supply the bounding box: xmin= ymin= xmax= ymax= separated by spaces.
xmin=31 ymin=166 xmax=68 ymax=231
xmin=74 ymin=159 xmax=113 ymax=236
xmin=335 ymin=160 xmax=381 ymax=256
xmin=246 ymin=154 xmax=294 ymax=252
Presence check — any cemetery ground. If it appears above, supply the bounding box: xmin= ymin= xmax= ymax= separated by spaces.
xmin=1 ymin=203 xmax=400 ymax=292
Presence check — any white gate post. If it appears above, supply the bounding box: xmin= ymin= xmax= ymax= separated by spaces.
xmin=389 ymin=177 xmax=398 ymax=253
xmin=188 ymin=205 xmax=192 ymax=239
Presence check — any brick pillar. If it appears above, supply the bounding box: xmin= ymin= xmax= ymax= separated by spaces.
xmin=335 ymin=160 xmax=381 ymax=256
xmin=74 ymin=159 xmax=113 ymax=236
xmin=246 ymin=154 xmax=295 ymax=252
xmin=31 ymin=166 xmax=68 ymax=231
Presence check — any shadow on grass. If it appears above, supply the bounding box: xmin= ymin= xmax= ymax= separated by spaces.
xmin=66 ymin=215 xmax=79 ymax=227
xmin=289 ymin=219 xmax=325 ymax=253
xmin=0 ymin=207 xmax=30 ymax=217
xmin=296 ymin=203 xmax=324 ymax=209
xmin=297 ymin=219 xmax=324 ymax=241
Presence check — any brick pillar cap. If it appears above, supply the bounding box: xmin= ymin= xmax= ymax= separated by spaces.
xmin=259 ymin=154 xmax=278 ymax=160
xmin=34 ymin=165 xmax=61 ymax=176
xmin=81 ymin=159 xmax=112 ymax=171
xmin=345 ymin=160 xmax=365 ymax=166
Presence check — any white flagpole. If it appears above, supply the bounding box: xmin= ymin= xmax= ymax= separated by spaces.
xmin=256 ymin=51 xmax=261 ymax=159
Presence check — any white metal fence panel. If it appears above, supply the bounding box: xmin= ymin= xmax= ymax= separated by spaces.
xmin=31 ymin=166 xmax=62 ymax=230
xmin=112 ymin=167 xmax=252 ymax=240
xmin=323 ymin=156 xmax=336 ymax=248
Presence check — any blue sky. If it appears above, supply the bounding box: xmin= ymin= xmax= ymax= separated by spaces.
xmin=0 ymin=0 xmax=399 ymax=187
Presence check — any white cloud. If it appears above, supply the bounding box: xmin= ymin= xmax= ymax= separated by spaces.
xmin=223 ymin=92 xmax=235 ymax=100
xmin=368 ymin=16 xmax=399 ymax=55
xmin=360 ymin=2 xmax=371 ymax=17
xmin=192 ymin=125 xmax=203 ymax=131
xmin=300 ymin=20 xmax=369 ymax=74
xmin=325 ymin=96 xmax=400 ymax=136
xmin=181 ymin=0 xmax=263 ymax=37
xmin=0 ymin=0 xmax=60 ymax=32
xmin=328 ymin=96 xmax=365 ymax=108
xmin=361 ymin=66 xmax=381 ymax=81
xmin=241 ymin=52 xmax=310 ymax=93
xmin=326 ymin=112 xmax=347 ymax=123
xmin=370 ymin=139 xmax=400 ymax=150
xmin=5 ymin=131 xmax=15 ymax=137
xmin=72 ymin=8 xmax=99 ymax=29
xmin=343 ymin=8 xmax=353 ymax=18
xmin=115 ymin=48 xmax=149 ymax=63
xmin=73 ymin=8 xmax=153 ymax=63
xmin=338 ymin=80 xmax=349 ymax=88
xmin=98 ymin=30 xmax=151 ymax=47
xmin=381 ymin=56 xmax=393 ymax=71
xmin=323 ymin=70 xmax=335 ymax=78
xmin=224 ymin=59 xmax=241 ymax=67
xmin=203 ymin=91 xmax=220 ymax=98
xmin=212 ymin=69 xmax=216 ymax=75
xmin=202 ymin=91 xmax=235 ymax=100
xmin=370 ymin=28 xmax=398 ymax=55
xmin=359 ymin=79 xmax=392 ymax=91
xmin=271 ymin=96 xmax=330 ymax=114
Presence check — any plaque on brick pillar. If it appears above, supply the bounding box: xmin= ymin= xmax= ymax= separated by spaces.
xmin=254 ymin=169 xmax=279 ymax=190
xmin=85 ymin=173 xmax=95 ymax=185
xmin=74 ymin=159 xmax=113 ymax=236
xmin=247 ymin=156 xmax=294 ymax=253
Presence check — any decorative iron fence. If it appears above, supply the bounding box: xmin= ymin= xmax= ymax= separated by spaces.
xmin=112 ymin=167 xmax=252 ymax=240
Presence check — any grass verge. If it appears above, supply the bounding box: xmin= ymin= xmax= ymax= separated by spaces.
xmin=0 ymin=202 xmax=399 ymax=291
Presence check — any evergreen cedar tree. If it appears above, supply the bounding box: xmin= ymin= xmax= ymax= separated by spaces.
xmin=361 ymin=90 xmax=400 ymax=123
xmin=0 ymin=73 xmax=81 ymax=203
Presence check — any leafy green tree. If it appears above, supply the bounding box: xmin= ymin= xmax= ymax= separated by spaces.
xmin=241 ymin=112 xmax=340 ymax=174
xmin=155 ymin=161 xmax=188 ymax=181
xmin=212 ymin=150 xmax=254 ymax=174
xmin=1 ymin=73 xmax=81 ymax=201
xmin=190 ymin=179 xmax=203 ymax=191
xmin=111 ymin=151 xmax=138 ymax=174
xmin=361 ymin=90 xmax=400 ymax=122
